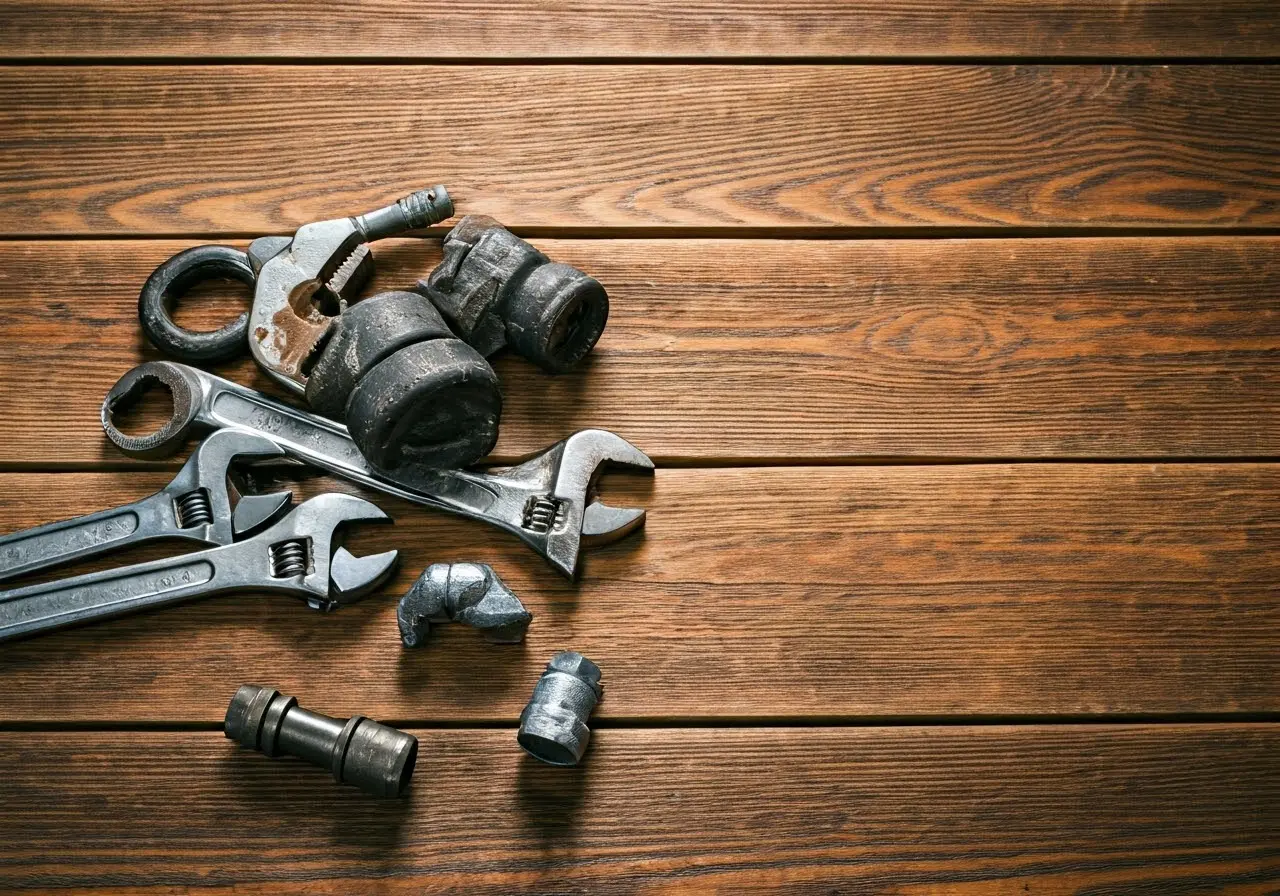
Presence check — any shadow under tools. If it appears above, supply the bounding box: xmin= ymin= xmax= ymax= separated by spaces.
xmin=395 ymin=630 xmax=528 ymax=707
xmin=216 ymin=743 xmax=415 ymax=856
xmin=515 ymin=754 xmax=590 ymax=846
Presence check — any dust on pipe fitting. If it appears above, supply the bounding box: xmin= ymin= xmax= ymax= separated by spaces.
xmin=224 ymin=684 xmax=418 ymax=798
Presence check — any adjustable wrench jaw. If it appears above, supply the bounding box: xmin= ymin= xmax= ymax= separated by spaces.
xmin=249 ymin=493 xmax=400 ymax=609
xmin=488 ymin=429 xmax=654 ymax=577
xmin=160 ymin=429 xmax=293 ymax=544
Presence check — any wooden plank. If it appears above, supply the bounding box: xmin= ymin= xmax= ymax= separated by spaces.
xmin=2 ymin=0 xmax=1277 ymax=60
xmin=0 ymin=237 xmax=1275 ymax=464
xmin=0 ymin=464 xmax=1274 ymax=722
xmin=0 ymin=725 xmax=1275 ymax=892
xmin=1 ymin=66 xmax=1277 ymax=235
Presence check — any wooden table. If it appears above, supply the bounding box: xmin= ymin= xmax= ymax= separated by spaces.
xmin=0 ymin=3 xmax=1277 ymax=892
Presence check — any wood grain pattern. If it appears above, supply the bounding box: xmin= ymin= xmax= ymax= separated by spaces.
xmin=3 ymin=0 xmax=1277 ymax=59
xmin=2 ymin=66 xmax=1278 ymax=234
xmin=0 ymin=464 xmax=1274 ymax=722
xmin=0 ymin=725 xmax=1276 ymax=892
xmin=0 ymin=237 xmax=1276 ymax=464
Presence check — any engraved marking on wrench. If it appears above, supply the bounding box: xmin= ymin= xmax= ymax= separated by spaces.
xmin=0 ymin=559 xmax=214 ymax=625
xmin=0 ymin=512 xmax=140 ymax=568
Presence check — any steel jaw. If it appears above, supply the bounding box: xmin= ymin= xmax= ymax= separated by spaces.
xmin=0 ymin=494 xmax=398 ymax=644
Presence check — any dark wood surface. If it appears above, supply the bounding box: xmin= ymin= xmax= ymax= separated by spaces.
xmin=1 ymin=1 xmax=1277 ymax=891
xmin=2 ymin=66 xmax=1279 ymax=234
xmin=0 ymin=237 xmax=1276 ymax=464
xmin=0 ymin=464 xmax=1275 ymax=722
xmin=3 ymin=0 xmax=1278 ymax=59
xmin=0 ymin=726 xmax=1276 ymax=893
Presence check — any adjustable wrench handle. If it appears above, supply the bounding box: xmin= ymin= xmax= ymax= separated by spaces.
xmin=0 ymin=493 xmax=189 ymax=585
xmin=0 ymin=553 xmax=221 ymax=643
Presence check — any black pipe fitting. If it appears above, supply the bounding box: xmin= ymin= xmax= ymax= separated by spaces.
xmin=303 ymin=290 xmax=503 ymax=472
xmin=517 ymin=652 xmax=603 ymax=766
xmin=224 ymin=684 xmax=418 ymax=797
xmin=419 ymin=215 xmax=609 ymax=373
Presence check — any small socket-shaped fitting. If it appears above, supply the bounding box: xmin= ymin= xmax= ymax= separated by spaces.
xmin=224 ymin=685 xmax=418 ymax=798
xmin=518 ymin=652 xmax=602 ymax=767
xmin=419 ymin=215 xmax=609 ymax=373
xmin=397 ymin=562 xmax=532 ymax=647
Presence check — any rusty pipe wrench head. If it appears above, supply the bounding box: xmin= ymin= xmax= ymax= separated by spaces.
xmin=101 ymin=362 xmax=654 ymax=578
xmin=0 ymin=429 xmax=293 ymax=584
xmin=137 ymin=188 xmax=454 ymax=391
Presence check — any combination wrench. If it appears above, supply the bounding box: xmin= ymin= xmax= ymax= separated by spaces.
xmin=0 ymin=430 xmax=292 ymax=584
xmin=102 ymin=362 xmax=653 ymax=578
xmin=0 ymin=494 xmax=398 ymax=643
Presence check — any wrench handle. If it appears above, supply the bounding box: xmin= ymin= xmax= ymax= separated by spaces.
xmin=0 ymin=555 xmax=218 ymax=643
xmin=0 ymin=493 xmax=180 ymax=584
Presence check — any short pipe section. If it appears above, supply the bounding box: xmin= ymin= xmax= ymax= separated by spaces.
xmin=224 ymin=684 xmax=418 ymax=798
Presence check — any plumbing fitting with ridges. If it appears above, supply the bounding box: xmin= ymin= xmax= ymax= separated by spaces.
xmin=224 ymin=685 xmax=418 ymax=798
xmin=517 ymin=652 xmax=602 ymax=767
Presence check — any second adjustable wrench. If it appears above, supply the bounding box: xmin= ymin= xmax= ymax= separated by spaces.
xmin=0 ymin=430 xmax=292 ymax=584
xmin=102 ymin=362 xmax=653 ymax=578
xmin=0 ymin=494 xmax=397 ymax=644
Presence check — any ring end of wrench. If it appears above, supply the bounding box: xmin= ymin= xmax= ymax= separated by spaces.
xmin=102 ymin=362 xmax=204 ymax=459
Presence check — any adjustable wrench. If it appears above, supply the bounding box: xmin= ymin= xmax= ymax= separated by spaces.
xmin=0 ymin=430 xmax=292 ymax=584
xmin=102 ymin=362 xmax=653 ymax=578
xmin=0 ymin=494 xmax=397 ymax=643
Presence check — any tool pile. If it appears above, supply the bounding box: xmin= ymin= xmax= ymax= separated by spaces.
xmin=0 ymin=187 xmax=652 ymax=796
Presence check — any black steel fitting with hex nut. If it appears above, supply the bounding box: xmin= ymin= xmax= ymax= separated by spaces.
xmin=518 ymin=652 xmax=603 ymax=766
xmin=224 ymin=684 xmax=418 ymax=798
xmin=419 ymin=215 xmax=609 ymax=373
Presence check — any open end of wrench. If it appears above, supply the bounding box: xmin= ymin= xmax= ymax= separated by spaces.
xmin=541 ymin=430 xmax=654 ymax=576
xmin=102 ymin=362 xmax=204 ymax=458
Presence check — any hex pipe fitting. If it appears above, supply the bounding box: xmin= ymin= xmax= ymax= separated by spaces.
xmin=517 ymin=652 xmax=602 ymax=766
xmin=397 ymin=562 xmax=532 ymax=647
xmin=224 ymin=684 xmax=418 ymax=798
xmin=419 ymin=215 xmax=609 ymax=373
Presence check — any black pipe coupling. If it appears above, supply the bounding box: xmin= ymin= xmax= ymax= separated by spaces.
xmin=418 ymin=216 xmax=609 ymax=373
xmin=517 ymin=652 xmax=602 ymax=766
xmin=304 ymin=290 xmax=502 ymax=473
xmin=224 ymin=684 xmax=418 ymax=798
xmin=397 ymin=562 xmax=532 ymax=646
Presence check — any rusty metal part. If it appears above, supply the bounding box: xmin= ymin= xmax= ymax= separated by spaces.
xmin=344 ymin=337 xmax=502 ymax=475
xmin=225 ymin=685 xmax=417 ymax=798
xmin=420 ymin=215 xmax=609 ymax=373
xmin=0 ymin=494 xmax=398 ymax=643
xmin=102 ymin=362 xmax=653 ymax=578
xmin=518 ymin=652 xmax=603 ymax=766
xmin=0 ymin=430 xmax=291 ymax=584
xmin=397 ymin=562 xmax=531 ymax=647
xmin=247 ymin=186 xmax=454 ymax=394
xmin=138 ymin=187 xmax=454 ymax=395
